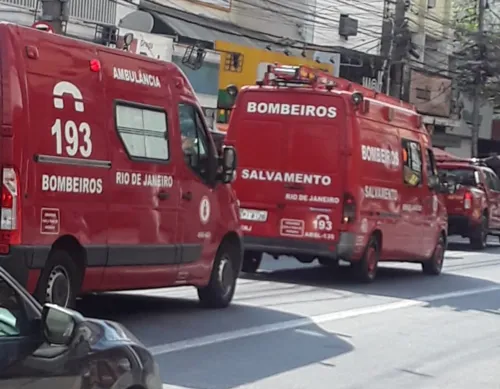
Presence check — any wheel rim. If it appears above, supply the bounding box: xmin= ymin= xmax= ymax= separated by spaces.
xmin=366 ymin=246 xmax=377 ymax=278
xmin=46 ymin=265 xmax=71 ymax=307
xmin=434 ymin=243 xmax=444 ymax=270
xmin=218 ymin=254 xmax=234 ymax=297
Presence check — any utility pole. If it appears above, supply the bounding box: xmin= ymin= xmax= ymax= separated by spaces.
xmin=390 ymin=0 xmax=407 ymax=99
xmin=471 ymin=0 xmax=486 ymax=157
xmin=39 ymin=0 xmax=70 ymax=34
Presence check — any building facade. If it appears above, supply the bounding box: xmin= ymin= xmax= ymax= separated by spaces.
xmin=148 ymin=0 xmax=313 ymax=42
xmin=119 ymin=0 xmax=333 ymax=130
xmin=312 ymin=0 xmax=385 ymax=55
xmin=0 ymin=0 xmax=138 ymax=40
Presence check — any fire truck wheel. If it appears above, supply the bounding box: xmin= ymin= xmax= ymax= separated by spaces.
xmin=422 ymin=235 xmax=445 ymax=276
xmin=197 ymin=241 xmax=240 ymax=309
xmin=354 ymin=236 xmax=379 ymax=283
xmin=241 ymin=251 xmax=262 ymax=273
xmin=470 ymin=215 xmax=488 ymax=250
xmin=35 ymin=250 xmax=80 ymax=308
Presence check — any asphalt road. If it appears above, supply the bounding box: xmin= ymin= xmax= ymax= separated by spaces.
xmin=78 ymin=237 xmax=500 ymax=389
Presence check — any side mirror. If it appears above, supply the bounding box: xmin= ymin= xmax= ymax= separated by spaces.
xmin=428 ymin=175 xmax=440 ymax=190
xmin=219 ymin=146 xmax=237 ymax=184
xmin=42 ymin=304 xmax=82 ymax=345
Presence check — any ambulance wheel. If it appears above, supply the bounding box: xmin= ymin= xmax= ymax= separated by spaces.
xmin=197 ymin=241 xmax=240 ymax=309
xmin=35 ymin=250 xmax=80 ymax=308
xmin=422 ymin=235 xmax=445 ymax=276
xmin=241 ymin=251 xmax=262 ymax=273
xmin=470 ymin=215 xmax=488 ymax=250
xmin=354 ymin=236 xmax=379 ymax=283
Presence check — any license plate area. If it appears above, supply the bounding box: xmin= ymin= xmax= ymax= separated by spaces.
xmin=240 ymin=208 xmax=268 ymax=222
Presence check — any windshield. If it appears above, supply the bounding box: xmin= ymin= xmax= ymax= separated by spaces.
xmin=438 ymin=168 xmax=477 ymax=187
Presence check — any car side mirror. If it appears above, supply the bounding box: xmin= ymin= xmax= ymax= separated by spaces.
xmin=42 ymin=304 xmax=82 ymax=346
xmin=220 ymin=146 xmax=237 ymax=183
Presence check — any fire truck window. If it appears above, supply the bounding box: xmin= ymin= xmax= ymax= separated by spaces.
xmin=115 ymin=104 xmax=169 ymax=161
xmin=402 ymin=139 xmax=422 ymax=187
xmin=178 ymin=104 xmax=211 ymax=180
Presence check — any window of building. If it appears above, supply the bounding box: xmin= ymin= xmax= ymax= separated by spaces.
xmin=115 ymin=104 xmax=169 ymax=161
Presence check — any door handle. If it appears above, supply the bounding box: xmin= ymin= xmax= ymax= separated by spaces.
xmin=157 ymin=191 xmax=169 ymax=200
xmin=182 ymin=191 xmax=193 ymax=201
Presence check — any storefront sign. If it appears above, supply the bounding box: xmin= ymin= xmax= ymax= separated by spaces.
xmin=215 ymin=41 xmax=334 ymax=112
xmin=117 ymin=28 xmax=173 ymax=62
xmin=338 ymin=53 xmax=386 ymax=93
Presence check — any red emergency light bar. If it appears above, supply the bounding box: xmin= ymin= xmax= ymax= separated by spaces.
xmin=261 ymin=63 xmax=416 ymax=112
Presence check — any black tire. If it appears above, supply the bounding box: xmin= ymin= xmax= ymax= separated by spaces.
xmin=197 ymin=241 xmax=241 ymax=309
xmin=241 ymin=251 xmax=262 ymax=273
xmin=34 ymin=250 xmax=80 ymax=308
xmin=422 ymin=235 xmax=445 ymax=275
xmin=470 ymin=215 xmax=488 ymax=250
xmin=353 ymin=236 xmax=379 ymax=283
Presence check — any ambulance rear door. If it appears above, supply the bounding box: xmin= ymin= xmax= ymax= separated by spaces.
xmin=279 ymin=91 xmax=347 ymax=245
xmin=230 ymin=90 xmax=289 ymax=238
xmin=231 ymin=89 xmax=347 ymax=244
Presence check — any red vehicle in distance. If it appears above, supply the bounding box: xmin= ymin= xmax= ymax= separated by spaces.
xmin=224 ymin=64 xmax=455 ymax=282
xmin=436 ymin=153 xmax=500 ymax=249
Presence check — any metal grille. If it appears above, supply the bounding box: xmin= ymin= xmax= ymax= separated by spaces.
xmin=70 ymin=0 xmax=117 ymax=25
xmin=0 ymin=0 xmax=117 ymax=25
xmin=0 ymin=0 xmax=38 ymax=9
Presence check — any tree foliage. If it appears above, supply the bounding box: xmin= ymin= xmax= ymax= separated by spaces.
xmin=452 ymin=0 xmax=500 ymax=107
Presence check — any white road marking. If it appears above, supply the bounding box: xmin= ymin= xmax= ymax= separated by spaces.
xmin=163 ymin=385 xmax=196 ymax=389
xmin=149 ymin=285 xmax=500 ymax=356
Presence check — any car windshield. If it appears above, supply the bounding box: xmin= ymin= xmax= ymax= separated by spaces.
xmin=438 ymin=168 xmax=477 ymax=187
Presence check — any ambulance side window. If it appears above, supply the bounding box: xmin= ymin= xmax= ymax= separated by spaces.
xmin=178 ymin=103 xmax=211 ymax=180
xmin=402 ymin=139 xmax=422 ymax=187
xmin=115 ymin=103 xmax=169 ymax=161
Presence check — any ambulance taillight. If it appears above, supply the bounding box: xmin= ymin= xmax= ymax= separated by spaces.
xmin=0 ymin=167 xmax=21 ymax=250
xmin=342 ymin=193 xmax=356 ymax=224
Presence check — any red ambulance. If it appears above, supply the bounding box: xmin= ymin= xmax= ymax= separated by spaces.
xmin=0 ymin=23 xmax=242 ymax=308
xmin=225 ymin=64 xmax=455 ymax=282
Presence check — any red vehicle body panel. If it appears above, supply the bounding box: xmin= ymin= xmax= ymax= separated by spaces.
xmin=225 ymin=71 xmax=448 ymax=265
xmin=437 ymin=161 xmax=500 ymax=240
xmin=0 ymin=23 xmax=241 ymax=296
